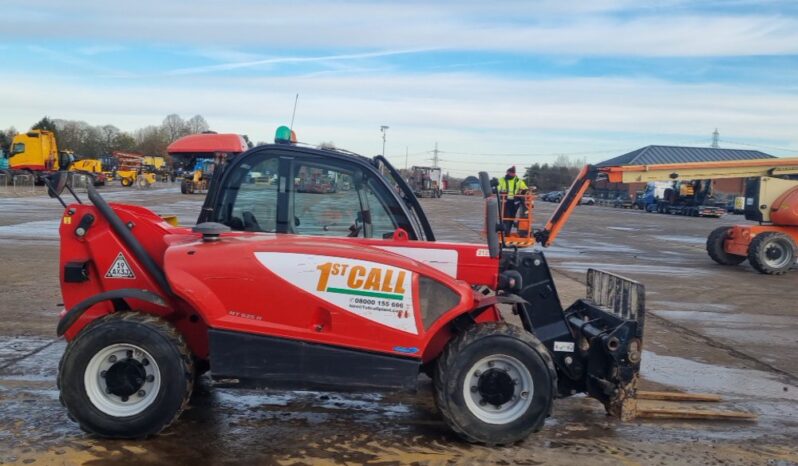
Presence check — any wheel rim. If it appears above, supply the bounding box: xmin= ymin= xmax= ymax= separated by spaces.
xmin=462 ymin=354 xmax=534 ymax=424
xmin=84 ymin=343 xmax=161 ymax=417
xmin=763 ymin=239 xmax=793 ymax=269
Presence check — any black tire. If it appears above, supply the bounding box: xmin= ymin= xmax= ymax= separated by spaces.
xmin=180 ymin=181 xmax=188 ymax=194
xmin=706 ymin=227 xmax=746 ymax=266
xmin=747 ymin=232 xmax=797 ymax=275
xmin=434 ymin=322 xmax=556 ymax=445
xmin=121 ymin=177 xmax=132 ymax=187
xmin=58 ymin=312 xmax=194 ymax=438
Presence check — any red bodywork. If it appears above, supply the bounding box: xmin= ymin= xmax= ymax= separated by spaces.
xmin=167 ymin=134 xmax=248 ymax=155
xmin=59 ymin=203 xmax=500 ymax=364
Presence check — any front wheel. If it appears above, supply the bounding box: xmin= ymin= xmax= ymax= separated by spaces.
xmin=706 ymin=226 xmax=746 ymax=265
xmin=434 ymin=322 xmax=555 ymax=445
xmin=58 ymin=312 xmax=194 ymax=438
xmin=748 ymin=232 xmax=797 ymax=275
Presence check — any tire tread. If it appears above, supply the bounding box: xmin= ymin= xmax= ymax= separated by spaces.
xmin=58 ymin=312 xmax=194 ymax=438
xmin=433 ymin=322 xmax=556 ymax=445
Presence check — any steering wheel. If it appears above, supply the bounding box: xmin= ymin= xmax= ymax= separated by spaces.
xmin=242 ymin=211 xmax=263 ymax=232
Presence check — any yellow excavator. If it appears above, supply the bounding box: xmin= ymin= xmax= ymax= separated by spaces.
xmin=69 ymin=158 xmax=107 ymax=186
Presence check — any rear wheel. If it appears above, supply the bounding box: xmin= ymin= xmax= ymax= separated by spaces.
xmin=58 ymin=312 xmax=194 ymax=438
xmin=120 ymin=177 xmax=132 ymax=187
xmin=706 ymin=227 xmax=746 ymax=266
xmin=748 ymin=232 xmax=797 ymax=275
xmin=434 ymin=322 xmax=555 ymax=445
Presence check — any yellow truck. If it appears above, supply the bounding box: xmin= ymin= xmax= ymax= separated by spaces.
xmin=8 ymin=130 xmax=62 ymax=171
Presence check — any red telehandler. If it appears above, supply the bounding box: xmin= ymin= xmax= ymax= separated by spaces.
xmin=48 ymin=141 xmax=647 ymax=445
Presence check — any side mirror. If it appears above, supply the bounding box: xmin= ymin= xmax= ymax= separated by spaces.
xmin=59 ymin=151 xmax=73 ymax=170
xmin=46 ymin=171 xmax=69 ymax=198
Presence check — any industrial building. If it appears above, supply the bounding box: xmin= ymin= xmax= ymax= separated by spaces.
xmin=593 ymin=145 xmax=774 ymax=199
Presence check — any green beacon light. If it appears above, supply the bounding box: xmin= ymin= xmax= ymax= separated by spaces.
xmin=274 ymin=126 xmax=293 ymax=144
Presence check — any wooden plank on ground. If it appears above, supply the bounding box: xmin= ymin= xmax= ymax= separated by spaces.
xmin=636 ymin=390 xmax=723 ymax=402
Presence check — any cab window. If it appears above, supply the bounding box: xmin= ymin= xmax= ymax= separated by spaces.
xmin=215 ymin=151 xmax=414 ymax=239
xmin=10 ymin=143 xmax=24 ymax=155
xmin=221 ymin=157 xmax=280 ymax=232
xmin=291 ymin=161 xmax=402 ymax=238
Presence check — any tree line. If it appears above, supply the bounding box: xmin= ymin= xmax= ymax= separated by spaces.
xmin=0 ymin=114 xmax=238 ymax=159
xmin=523 ymin=155 xmax=586 ymax=192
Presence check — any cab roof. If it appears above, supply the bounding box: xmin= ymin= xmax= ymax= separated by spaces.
xmin=167 ymin=133 xmax=248 ymax=154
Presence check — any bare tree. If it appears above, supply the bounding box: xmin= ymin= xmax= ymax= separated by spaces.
xmin=54 ymin=120 xmax=89 ymax=155
xmin=135 ymin=125 xmax=169 ymax=156
xmin=161 ymin=114 xmax=188 ymax=142
xmin=113 ymin=132 xmax=137 ymax=152
xmin=186 ymin=115 xmax=210 ymax=134
xmin=99 ymin=125 xmax=120 ymax=153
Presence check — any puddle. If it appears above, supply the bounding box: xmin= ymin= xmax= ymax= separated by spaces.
xmin=214 ymin=389 xmax=410 ymax=415
xmin=642 ymin=350 xmax=797 ymax=401
xmin=557 ymin=262 xmax=712 ymax=277
xmin=651 ymin=301 xmax=735 ymax=312
xmin=653 ymin=235 xmax=706 ymax=245
xmin=0 ymin=219 xmax=60 ymax=240
xmin=653 ymin=309 xmax=793 ymax=326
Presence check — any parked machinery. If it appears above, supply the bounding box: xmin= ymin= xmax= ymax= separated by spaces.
xmin=409 ymin=166 xmax=443 ymax=198
xmin=112 ymin=151 xmax=156 ymax=188
xmin=601 ymin=158 xmax=798 ymax=275
xmin=70 ymin=158 xmax=107 ymax=186
xmin=167 ymin=133 xmax=248 ymax=195
xmin=4 ymin=130 xmax=74 ymax=182
xmin=47 ymin=139 xmax=652 ymax=445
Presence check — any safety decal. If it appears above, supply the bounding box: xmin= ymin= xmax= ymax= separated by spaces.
xmin=106 ymin=253 xmax=135 ymax=279
xmin=254 ymin=252 xmax=418 ymax=334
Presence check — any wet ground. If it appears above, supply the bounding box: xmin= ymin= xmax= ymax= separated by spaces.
xmin=1 ymin=185 xmax=797 ymax=465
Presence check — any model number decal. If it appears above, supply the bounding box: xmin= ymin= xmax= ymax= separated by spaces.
xmin=228 ymin=310 xmax=263 ymax=321
xmin=553 ymin=341 xmax=575 ymax=352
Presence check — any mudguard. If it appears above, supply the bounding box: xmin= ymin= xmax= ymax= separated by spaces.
xmin=56 ymin=288 xmax=167 ymax=336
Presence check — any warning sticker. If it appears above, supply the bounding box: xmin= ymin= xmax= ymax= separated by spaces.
xmin=106 ymin=253 xmax=135 ymax=279
xmin=254 ymin=252 xmax=417 ymax=334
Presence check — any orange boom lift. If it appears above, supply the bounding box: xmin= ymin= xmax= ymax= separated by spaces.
xmin=520 ymin=158 xmax=798 ymax=274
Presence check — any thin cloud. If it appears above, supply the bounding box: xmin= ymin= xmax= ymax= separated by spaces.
xmin=4 ymin=2 xmax=798 ymax=57
xmin=27 ymin=45 xmax=132 ymax=78
xmin=77 ymin=44 xmax=125 ymax=56
xmin=164 ymin=48 xmax=442 ymax=76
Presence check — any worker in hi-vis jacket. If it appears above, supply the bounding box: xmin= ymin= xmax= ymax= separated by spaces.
xmin=497 ymin=166 xmax=528 ymax=235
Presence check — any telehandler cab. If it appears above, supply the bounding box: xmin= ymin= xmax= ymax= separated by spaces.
xmin=49 ymin=142 xmax=644 ymax=445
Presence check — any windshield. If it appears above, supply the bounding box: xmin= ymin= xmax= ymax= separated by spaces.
xmin=10 ymin=143 xmax=24 ymax=156
xmin=372 ymin=155 xmax=435 ymax=241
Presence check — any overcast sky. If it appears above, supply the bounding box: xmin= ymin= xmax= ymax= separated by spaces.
xmin=1 ymin=0 xmax=797 ymax=176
